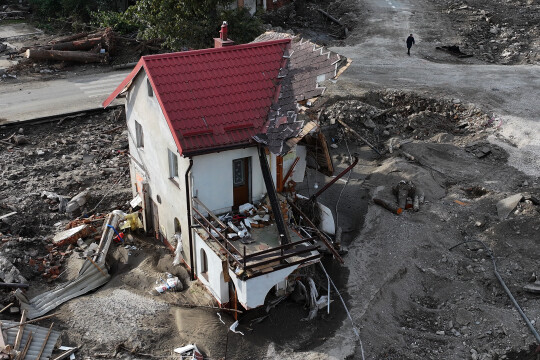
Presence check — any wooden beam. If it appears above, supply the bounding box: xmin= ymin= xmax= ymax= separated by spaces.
xmin=287 ymin=199 xmax=344 ymax=264
xmin=17 ymin=331 xmax=33 ymax=360
xmin=244 ymin=246 xmax=320 ymax=270
xmin=276 ymin=155 xmax=284 ymax=192
xmin=337 ymin=119 xmax=381 ymax=155
xmin=13 ymin=309 xmax=27 ymax=351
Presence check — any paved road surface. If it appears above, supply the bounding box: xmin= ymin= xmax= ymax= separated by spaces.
xmin=0 ymin=70 xmax=130 ymax=123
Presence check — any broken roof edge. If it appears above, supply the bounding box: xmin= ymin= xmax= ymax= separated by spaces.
xmin=102 ymin=59 xmax=144 ymax=108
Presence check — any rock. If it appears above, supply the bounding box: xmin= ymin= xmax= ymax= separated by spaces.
xmin=496 ymin=193 xmax=523 ymax=220
xmin=455 ymin=308 xmax=473 ymax=326
xmin=431 ymin=132 xmax=454 ymax=143
xmin=52 ymin=224 xmax=94 ymax=246
xmin=0 ymin=256 xmax=27 ymax=284
xmin=66 ymin=189 xmax=89 ymax=213
xmin=363 ymin=118 xmax=376 ymax=129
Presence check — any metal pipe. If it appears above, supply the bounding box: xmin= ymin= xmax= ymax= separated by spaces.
xmin=310 ymin=155 xmax=358 ymax=201
xmin=185 ymin=159 xmax=195 ymax=281
xmin=450 ymin=240 xmax=540 ymax=344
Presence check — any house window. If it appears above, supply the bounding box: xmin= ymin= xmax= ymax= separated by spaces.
xmin=168 ymin=149 xmax=179 ymax=179
xmin=201 ymin=248 xmax=209 ymax=280
xmin=233 ymin=159 xmax=245 ymax=186
xmin=135 ymin=120 xmax=144 ymax=148
xmin=147 ymin=78 xmax=153 ymax=97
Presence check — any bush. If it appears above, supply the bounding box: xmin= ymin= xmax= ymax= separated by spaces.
xmin=91 ymin=10 xmax=141 ymax=34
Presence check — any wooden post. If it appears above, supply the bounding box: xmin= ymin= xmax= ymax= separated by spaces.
xmin=13 ymin=309 xmax=27 ymax=350
xmin=276 ymin=156 xmax=283 ymax=192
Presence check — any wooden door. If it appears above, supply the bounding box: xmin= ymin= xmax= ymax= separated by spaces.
xmin=233 ymin=157 xmax=250 ymax=208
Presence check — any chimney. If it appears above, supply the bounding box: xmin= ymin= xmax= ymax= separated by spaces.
xmin=214 ymin=21 xmax=234 ymax=48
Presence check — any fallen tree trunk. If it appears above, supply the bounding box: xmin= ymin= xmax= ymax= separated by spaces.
xmin=49 ymin=38 xmax=102 ymax=51
xmin=49 ymin=32 xmax=88 ymax=44
xmin=25 ymin=49 xmax=107 ymax=63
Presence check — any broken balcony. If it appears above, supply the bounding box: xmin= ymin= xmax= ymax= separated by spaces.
xmin=191 ymin=196 xmax=321 ymax=281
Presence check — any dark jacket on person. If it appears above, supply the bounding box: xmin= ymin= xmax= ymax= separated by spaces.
xmin=406 ymin=36 xmax=415 ymax=48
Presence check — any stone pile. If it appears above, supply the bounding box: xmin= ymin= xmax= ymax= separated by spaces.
xmin=320 ymin=90 xmax=494 ymax=149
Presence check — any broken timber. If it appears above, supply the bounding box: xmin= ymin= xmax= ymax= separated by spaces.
xmin=338 ymin=119 xmax=381 ymax=155
xmin=287 ymin=199 xmax=344 ymax=264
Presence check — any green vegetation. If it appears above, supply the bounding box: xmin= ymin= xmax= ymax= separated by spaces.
xmin=92 ymin=0 xmax=264 ymax=50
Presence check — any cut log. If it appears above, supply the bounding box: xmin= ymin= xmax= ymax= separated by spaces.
xmin=49 ymin=32 xmax=88 ymax=44
xmin=50 ymin=38 xmax=102 ymax=51
xmin=373 ymin=198 xmax=403 ymax=215
xmin=25 ymin=49 xmax=107 ymax=63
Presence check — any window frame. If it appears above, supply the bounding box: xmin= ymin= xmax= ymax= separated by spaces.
xmin=168 ymin=148 xmax=179 ymax=181
xmin=134 ymin=120 xmax=144 ymax=148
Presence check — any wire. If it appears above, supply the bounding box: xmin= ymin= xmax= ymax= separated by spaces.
xmin=335 ymin=135 xmax=353 ymax=231
xmin=319 ymin=262 xmax=366 ymax=360
xmin=450 ymin=239 xmax=540 ymax=344
xmin=88 ymin=167 xmax=129 ymax=214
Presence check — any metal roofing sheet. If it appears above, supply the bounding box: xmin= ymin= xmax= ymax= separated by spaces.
xmin=15 ymin=259 xmax=111 ymax=319
xmin=2 ymin=320 xmax=61 ymax=360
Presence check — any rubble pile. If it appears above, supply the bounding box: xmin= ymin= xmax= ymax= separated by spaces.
xmin=261 ymin=0 xmax=359 ymax=42
xmin=320 ymin=90 xmax=495 ymax=150
xmin=437 ymin=0 xmax=540 ymax=64
xmin=0 ymin=110 xmax=131 ymax=281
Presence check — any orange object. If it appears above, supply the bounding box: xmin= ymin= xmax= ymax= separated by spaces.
xmin=454 ymin=200 xmax=468 ymax=206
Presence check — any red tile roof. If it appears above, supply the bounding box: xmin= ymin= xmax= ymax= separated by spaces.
xmin=103 ymin=39 xmax=291 ymax=156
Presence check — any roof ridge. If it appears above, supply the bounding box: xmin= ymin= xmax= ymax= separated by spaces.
xmin=142 ymin=39 xmax=291 ymax=62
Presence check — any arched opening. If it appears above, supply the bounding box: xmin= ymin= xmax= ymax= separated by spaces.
xmin=200 ymin=248 xmax=208 ymax=281
xmin=174 ymin=218 xmax=181 ymax=234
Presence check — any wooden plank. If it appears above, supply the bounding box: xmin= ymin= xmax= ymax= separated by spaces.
xmin=17 ymin=331 xmax=33 ymax=360
xmin=35 ymin=323 xmax=54 ymax=360
xmin=0 ymin=322 xmax=5 ymax=348
xmin=337 ymin=119 xmax=381 ymax=155
xmin=287 ymin=199 xmax=344 ymax=264
xmin=318 ymin=131 xmax=334 ymax=175
xmin=51 ymin=347 xmax=79 ymax=360
xmin=13 ymin=309 xmax=27 ymax=351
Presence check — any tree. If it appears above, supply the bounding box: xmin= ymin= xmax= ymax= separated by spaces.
xmin=125 ymin=0 xmax=263 ymax=50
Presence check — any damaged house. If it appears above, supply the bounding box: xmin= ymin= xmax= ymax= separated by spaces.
xmin=103 ymin=24 xmax=349 ymax=310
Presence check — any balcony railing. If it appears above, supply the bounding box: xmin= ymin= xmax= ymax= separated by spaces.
xmin=191 ymin=197 xmax=320 ymax=279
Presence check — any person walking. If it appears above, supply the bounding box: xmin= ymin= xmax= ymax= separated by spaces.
xmin=406 ymin=34 xmax=415 ymax=56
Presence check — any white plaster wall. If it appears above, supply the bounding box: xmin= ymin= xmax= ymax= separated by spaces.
xmin=191 ymin=147 xmax=266 ymax=214
xmin=194 ymin=234 xmax=229 ymax=304
xmin=229 ymin=265 xmax=299 ymax=309
xmin=125 ymin=70 xmax=191 ymax=259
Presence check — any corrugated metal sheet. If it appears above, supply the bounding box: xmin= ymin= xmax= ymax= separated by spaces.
xmin=2 ymin=320 xmax=61 ymax=360
xmin=15 ymin=259 xmax=111 ymax=319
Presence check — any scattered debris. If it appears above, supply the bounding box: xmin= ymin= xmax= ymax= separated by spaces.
xmin=496 ymin=193 xmax=523 ymax=220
